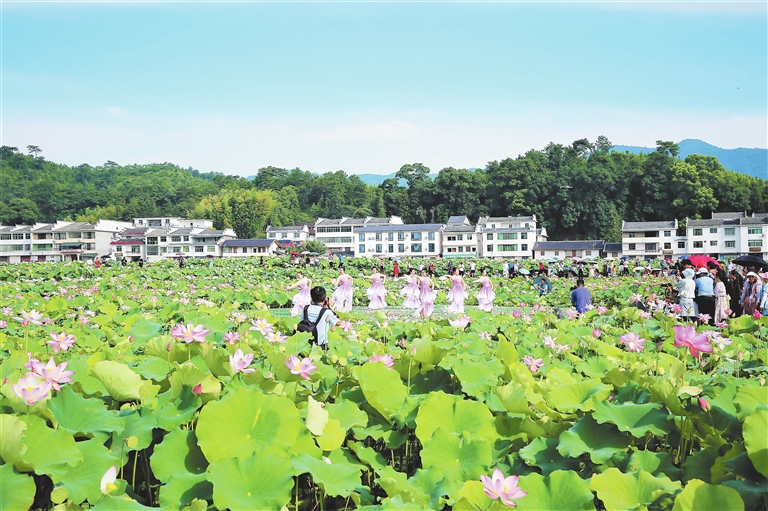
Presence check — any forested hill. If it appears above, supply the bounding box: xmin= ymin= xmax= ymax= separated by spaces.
xmin=1 ymin=138 xmax=766 ymax=242
xmin=611 ymin=139 xmax=767 ymax=180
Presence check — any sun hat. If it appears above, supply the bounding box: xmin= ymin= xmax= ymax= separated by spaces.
xmin=759 ymin=272 xmax=768 ymax=279
xmin=746 ymin=271 xmax=758 ymax=278
xmin=696 ymin=268 xmax=708 ymax=275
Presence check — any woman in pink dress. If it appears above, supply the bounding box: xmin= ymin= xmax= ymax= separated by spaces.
xmin=287 ymin=271 xmax=312 ymax=316
xmin=475 ymin=268 xmax=496 ymax=312
xmin=365 ymin=267 xmax=388 ymax=309
xmin=446 ymin=268 xmax=469 ymax=314
xmin=417 ymin=269 xmax=437 ymax=318
xmin=331 ymin=268 xmax=354 ymax=313
xmin=400 ymin=268 xmax=421 ymax=309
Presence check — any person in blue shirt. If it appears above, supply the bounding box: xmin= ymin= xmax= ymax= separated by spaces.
xmin=694 ymin=267 xmax=715 ymax=325
xmin=571 ymin=279 xmax=591 ymax=314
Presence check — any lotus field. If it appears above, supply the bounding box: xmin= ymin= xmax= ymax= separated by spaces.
xmin=1 ymin=259 xmax=767 ymax=511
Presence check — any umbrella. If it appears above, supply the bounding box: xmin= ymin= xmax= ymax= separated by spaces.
xmin=686 ymin=255 xmax=722 ymax=269
xmin=533 ymin=275 xmax=552 ymax=293
xmin=518 ymin=268 xmax=531 ymax=275
xmin=572 ymin=257 xmax=583 ymax=262
xmin=634 ymin=267 xmax=646 ymax=272
xmin=619 ymin=256 xmax=629 ymax=261
xmin=548 ymin=258 xmax=558 ymax=263
xmin=732 ymin=255 xmax=768 ymax=268
xmin=300 ymin=251 xmax=311 ymax=255
xmin=309 ymin=252 xmax=319 ymax=256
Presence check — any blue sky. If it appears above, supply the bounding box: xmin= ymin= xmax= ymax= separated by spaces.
xmin=3 ymin=1 xmax=766 ymax=175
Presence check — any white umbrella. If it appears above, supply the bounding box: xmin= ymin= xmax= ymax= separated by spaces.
xmin=300 ymin=251 xmax=311 ymax=255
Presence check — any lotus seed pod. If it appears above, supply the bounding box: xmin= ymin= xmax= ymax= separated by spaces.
xmin=138 ymin=384 xmax=153 ymax=398
xmin=126 ymin=435 xmax=139 ymax=449
xmin=50 ymin=486 xmax=69 ymax=504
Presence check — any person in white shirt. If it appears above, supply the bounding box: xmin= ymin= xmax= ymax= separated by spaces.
xmin=305 ymin=286 xmax=341 ymax=350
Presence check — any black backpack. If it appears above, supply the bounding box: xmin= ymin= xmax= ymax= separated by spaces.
xmin=296 ymin=305 xmax=329 ymax=344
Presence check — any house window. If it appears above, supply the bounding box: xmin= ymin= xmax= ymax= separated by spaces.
xmin=709 ymin=228 xmax=717 ymax=234
xmin=359 ymin=244 xmax=365 ymax=253
xmin=456 ymin=234 xmax=463 ymax=241
xmin=645 ymin=231 xmax=658 ymax=238
xmin=520 ymin=233 xmax=527 ymax=240
xmin=664 ymin=231 xmax=671 ymax=237
xmin=375 ymin=233 xmax=382 ymax=241
xmin=428 ymin=243 xmax=435 ymax=252
xmin=388 ymin=233 xmax=393 ymax=241
xmin=160 ymin=246 xmax=168 ymax=254
xmin=12 ymin=233 xmax=24 ymax=240
xmin=224 ymin=247 xmax=233 ymax=253
xmin=498 ymin=244 xmax=517 ymax=252
xmin=375 ymin=244 xmax=382 ymax=253
xmin=664 ymin=243 xmax=671 ymax=249
xmin=268 ymin=233 xmax=276 ymax=239
xmin=172 ymin=236 xmax=181 ymax=242
xmin=183 ymin=246 xmax=190 ymax=252
xmin=146 ymin=246 xmax=158 ymax=255
xmin=160 ymin=236 xmax=167 ymax=243
xmin=388 ymin=244 xmax=393 ymax=253
xmin=171 ymin=246 xmax=181 ymax=253
xmin=468 ymin=234 xmax=473 ymax=240
xmin=195 ymin=246 xmax=204 ymax=253
xmin=693 ymin=241 xmax=703 ymax=248
xmin=412 ymin=233 xmax=422 ymax=241
xmin=725 ymin=241 xmax=736 ymax=248
xmin=131 ymin=246 xmax=141 ymax=254
xmin=138 ymin=220 xmax=144 ymax=225
xmin=487 ymin=244 xmax=493 ymax=252
xmin=748 ymin=227 xmax=763 ymax=235
xmin=398 ymin=233 xmax=405 ymax=241
xmin=693 ymin=229 xmax=703 ymax=236
xmin=724 ymin=228 xmax=735 ymax=236
xmin=498 ymin=233 xmax=518 ymax=240
xmin=207 ymin=246 xmax=215 ymax=252
xmin=748 ymin=240 xmax=762 ymax=247
xmin=554 ymin=251 xmax=559 ymax=256
xmin=428 ymin=232 xmax=435 ymax=241
xmin=147 ymin=237 xmax=158 ymax=245
xmin=644 ymin=244 xmax=656 ymax=251
xmin=398 ymin=244 xmax=405 ymax=253
xmin=487 ymin=233 xmax=494 ymax=240
xmin=628 ymin=243 xmax=636 ymax=250
xmin=540 ymin=251 xmax=545 ymax=256
xmin=678 ymin=242 xmax=686 ymax=249
xmin=358 ymin=234 xmax=365 ymax=242
xmin=412 ymin=243 xmax=422 ymax=253
xmin=585 ymin=250 xmax=592 ymax=256
xmin=521 ymin=244 xmax=527 ymax=251
xmin=710 ymin=240 xmax=718 ymax=246
xmin=447 ymin=235 xmax=456 ymax=241
xmin=628 ymin=233 xmax=636 ymax=238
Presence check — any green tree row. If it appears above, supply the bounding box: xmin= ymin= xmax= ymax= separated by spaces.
xmin=1 ymin=138 xmax=766 ymax=241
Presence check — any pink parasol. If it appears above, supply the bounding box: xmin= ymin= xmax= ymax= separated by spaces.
xmin=686 ymin=255 xmax=722 ymax=269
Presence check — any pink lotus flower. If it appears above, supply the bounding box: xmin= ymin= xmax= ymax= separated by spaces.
xmin=192 ymin=383 xmax=203 ymax=395
xmin=542 ymin=336 xmax=557 ymax=349
xmin=555 ymin=343 xmax=570 ymax=353
xmin=629 ymin=293 xmax=643 ymax=303
xmin=17 ymin=309 xmax=43 ymax=326
xmin=592 ymin=329 xmax=601 ymax=338
xmin=284 ymin=355 xmax=317 ymax=380
xmin=449 ymin=316 xmax=471 ymax=329
xmin=724 ymin=308 xmax=733 ymax=316
xmin=369 ymin=354 xmax=395 ymax=368
xmin=753 ymin=310 xmax=762 ymax=319
xmin=512 ymin=310 xmax=522 ymax=318
xmin=619 ymin=332 xmax=646 ymax=352
xmin=596 ymin=306 xmax=608 ymax=315
xmin=698 ymin=313 xmax=711 ymax=323
xmin=101 ymin=466 xmax=118 ymax=494
xmin=229 ymin=348 xmax=255 ymax=374
xmin=714 ymin=321 xmax=729 ymax=329
xmin=480 ymin=468 xmax=527 ymax=507
xmin=1 ymin=306 xmax=11 ymax=315
xmin=698 ymin=396 xmax=711 ymax=412
xmin=0 ymin=320 xmax=6 ymax=329
xmin=12 ymin=373 xmax=51 ymax=405
xmin=565 ymin=309 xmax=579 ymax=320
xmin=171 ymin=323 xmax=210 ymax=343
xmin=266 ymin=331 xmax=288 ymax=344
xmin=223 ymin=332 xmax=240 ymax=344
xmin=523 ymin=355 xmax=544 ymax=373
xmin=715 ymin=336 xmax=733 ymax=350
xmin=24 ymin=353 xmax=41 ymax=371
xmin=671 ymin=304 xmax=683 ymax=314
xmin=673 ymin=325 xmax=713 ymax=359
xmin=339 ymin=320 xmax=355 ymax=333
xmin=47 ymin=332 xmax=76 ymax=353
xmin=33 ymin=357 xmax=75 ymax=391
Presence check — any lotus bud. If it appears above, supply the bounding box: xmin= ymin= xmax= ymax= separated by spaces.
xmin=592 ymin=329 xmax=601 ymax=338
xmin=192 ymin=384 xmax=203 ymax=395
xmin=698 ymin=397 xmax=711 ymax=412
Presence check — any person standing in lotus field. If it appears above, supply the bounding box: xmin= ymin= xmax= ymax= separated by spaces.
xmin=287 ymin=271 xmax=312 ymax=316
xmin=365 ymin=267 xmax=388 ymax=310
xmin=571 ymin=279 xmax=591 ymax=314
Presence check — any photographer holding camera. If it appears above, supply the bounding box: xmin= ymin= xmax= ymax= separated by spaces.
xmin=300 ymin=286 xmax=341 ymax=350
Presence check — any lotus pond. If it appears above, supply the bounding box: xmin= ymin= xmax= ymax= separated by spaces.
xmin=0 ymin=259 xmax=766 ymax=511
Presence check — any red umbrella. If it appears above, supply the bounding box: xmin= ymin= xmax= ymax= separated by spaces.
xmin=686 ymin=255 xmax=722 ymax=269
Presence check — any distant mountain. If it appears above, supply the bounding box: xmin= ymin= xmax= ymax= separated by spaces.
xmin=611 ymin=139 xmax=767 ymax=179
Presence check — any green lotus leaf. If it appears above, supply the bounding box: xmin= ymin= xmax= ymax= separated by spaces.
xmin=150 ymin=429 xmax=208 ymax=483
xmin=625 ymin=450 xmax=682 ymax=480
xmin=355 ymin=361 xmax=407 ymax=422
xmin=590 ymin=467 xmax=681 ymax=510
xmin=492 ymin=382 xmax=532 ymax=415
xmin=733 ymin=385 xmax=768 ymax=421
xmin=306 ymin=395 xmax=329 ymax=435
xmin=519 ymin=437 xmax=580 ymax=475
xmin=743 ymin=408 xmax=768 ymax=478
xmin=316 ymin=418 xmax=346 ymax=451
xmin=91 ymin=494 xmax=157 ymax=510
xmin=449 ymin=355 xmax=503 ymax=397
xmin=375 ymin=465 xmax=435 ymax=506
xmin=546 ymin=379 xmax=612 ymax=413
xmin=0 ymin=464 xmax=36 ymax=511
xmin=722 ymin=479 xmax=768 ymax=511
xmin=415 ymin=391 xmax=497 ymax=444
xmin=111 ymin=407 xmax=156 ymax=454
xmin=450 ymin=479 xmax=493 ymax=510
xmin=132 ymin=358 xmax=171 ymax=381
xmin=325 ymin=399 xmax=368 ymax=431
xmin=126 ymin=318 xmax=163 ymax=345
xmin=57 ymin=437 xmax=120 ymax=505
xmin=196 ymin=384 xmax=301 ymax=463
xmin=420 ymin=427 xmax=492 ymax=481
xmin=593 ymin=400 xmax=674 ymax=438
xmin=67 ymin=357 xmax=109 ymax=396
xmin=168 ymin=364 xmax=221 ymax=404
xmin=515 ymin=470 xmax=596 ymax=510
xmin=48 ymin=386 xmax=125 ymax=438
xmin=155 ymin=387 xmax=202 ymax=431
xmin=46 ymin=295 xmax=70 ymax=312
xmin=576 ymin=357 xmax=614 ymax=378
xmin=672 ymin=479 xmax=744 ymax=511
xmin=208 ymin=455 xmax=293 ymax=510
xmin=291 ymin=452 xmax=361 ymax=497
xmin=682 ymin=446 xmax=720 ymax=484
xmin=0 ymin=414 xmax=27 ymax=466
xmin=19 ymin=414 xmax=83 ymax=481
xmin=407 ymin=466 xmax=452 ymax=509
xmin=557 ymin=415 xmax=631 ymax=464
xmin=348 ymin=441 xmax=388 ymax=471
xmin=90 ymin=361 xmax=145 ymax=402
xmin=158 ymin=472 xmax=213 ymax=511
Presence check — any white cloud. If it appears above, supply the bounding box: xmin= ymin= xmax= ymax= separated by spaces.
xmin=2 ymin=105 xmax=765 ymax=177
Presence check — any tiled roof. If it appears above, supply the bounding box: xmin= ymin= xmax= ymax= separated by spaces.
xmin=341 ymin=218 xmax=367 ymax=226
xmin=479 ymin=215 xmax=535 ymax=223
xmin=687 ymin=218 xmax=736 ymax=227
xmin=712 ymin=211 xmax=746 ymax=219
xmin=52 ymin=222 xmax=95 ymax=232
xmin=169 ymin=228 xmax=197 ymax=235
xmin=443 ymin=225 xmax=477 ymax=233
xmin=222 ymin=239 xmax=276 ymax=247
xmin=533 ymin=240 xmax=606 ymax=251
xmin=623 ymin=220 xmax=676 ymax=230
xmin=447 ymin=215 xmax=469 ymax=224
xmin=604 ymin=243 xmax=623 ymax=252
xmin=356 ymin=224 xmax=443 ymax=233
xmin=267 ymin=225 xmax=307 ymax=232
